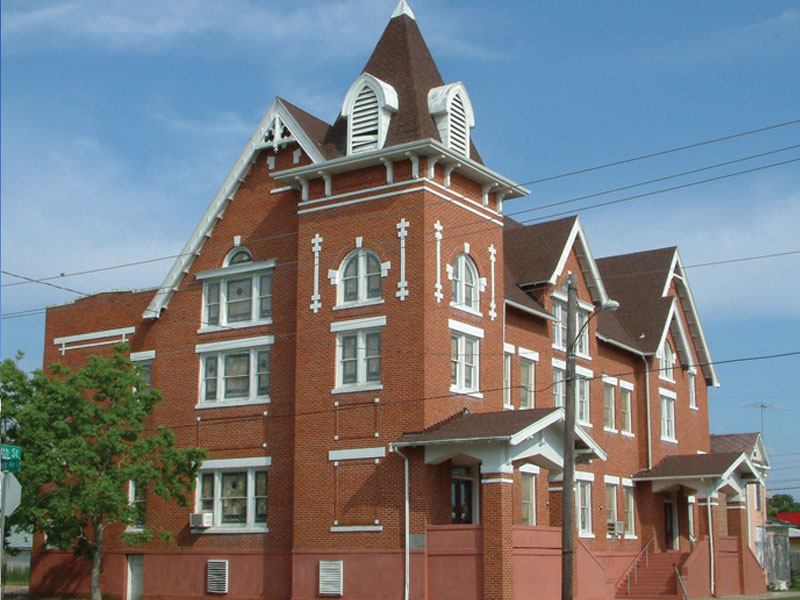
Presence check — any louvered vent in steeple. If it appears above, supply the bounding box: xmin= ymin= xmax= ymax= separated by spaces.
xmin=449 ymin=93 xmax=468 ymax=156
xmin=351 ymin=86 xmax=380 ymax=152
xmin=342 ymin=73 xmax=399 ymax=156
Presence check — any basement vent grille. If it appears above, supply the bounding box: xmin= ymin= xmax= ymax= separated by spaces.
xmin=207 ymin=560 xmax=229 ymax=594
xmin=319 ymin=559 xmax=344 ymax=596
xmin=350 ymin=86 xmax=379 ymax=153
xmin=449 ymin=93 xmax=468 ymax=156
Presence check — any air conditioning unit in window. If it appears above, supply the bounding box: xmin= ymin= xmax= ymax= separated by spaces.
xmin=190 ymin=512 xmax=213 ymax=528
xmin=607 ymin=520 xmax=624 ymax=536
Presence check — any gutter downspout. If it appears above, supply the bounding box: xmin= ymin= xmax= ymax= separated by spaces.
xmin=642 ymin=355 xmax=652 ymax=469
xmin=707 ymin=485 xmax=718 ymax=597
xmin=392 ymin=444 xmax=410 ymax=600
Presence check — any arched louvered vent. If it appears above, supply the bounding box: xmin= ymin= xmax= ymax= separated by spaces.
xmin=350 ymin=86 xmax=380 ymax=153
xmin=449 ymin=93 xmax=468 ymax=156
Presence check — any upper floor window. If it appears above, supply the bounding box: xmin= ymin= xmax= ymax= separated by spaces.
xmin=195 ymin=336 xmax=273 ymax=408
xmin=342 ymin=73 xmax=398 ymax=155
xmin=553 ymin=299 xmax=589 ymax=356
xmin=338 ymin=248 xmax=382 ymax=306
xmin=520 ymin=358 xmax=535 ymax=409
xmin=449 ymin=320 xmax=483 ymax=396
xmin=688 ymin=371 xmax=697 ymax=409
xmin=660 ymin=391 xmax=676 ymax=442
xmin=197 ymin=461 xmax=269 ymax=532
xmin=197 ymin=248 xmax=275 ymax=332
xmin=659 ymin=341 xmax=675 ymax=381
xmin=128 ymin=480 xmax=146 ymax=529
xmin=331 ymin=315 xmax=386 ymax=393
xmin=620 ymin=386 xmax=633 ymax=434
xmin=451 ymin=253 xmax=479 ymax=312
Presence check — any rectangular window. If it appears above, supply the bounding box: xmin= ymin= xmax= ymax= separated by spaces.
xmin=520 ymin=358 xmax=534 ymax=409
xmin=578 ymin=481 xmax=592 ymax=536
xmin=200 ymin=346 xmax=270 ymax=405
xmin=577 ymin=377 xmax=590 ymax=425
xmin=521 ymin=472 xmax=536 ymax=526
xmin=451 ymin=333 xmax=479 ymax=394
xmin=503 ymin=353 xmax=512 ymax=407
xmin=620 ymin=388 xmax=632 ymax=434
xmin=202 ymin=271 xmax=273 ymax=329
xmin=337 ymin=330 xmax=381 ymax=389
xmin=623 ymin=486 xmax=635 ymax=537
xmin=603 ymin=383 xmax=615 ymax=430
xmin=553 ymin=300 xmax=568 ymax=349
xmin=198 ymin=468 xmax=268 ymax=530
xmin=129 ymin=481 xmax=146 ymax=529
xmin=660 ymin=395 xmax=676 ymax=441
xmin=688 ymin=497 xmax=695 ymax=541
xmin=575 ymin=310 xmax=589 ymax=356
xmin=606 ymin=484 xmax=618 ymax=537
xmin=688 ymin=371 xmax=697 ymax=409
xmin=553 ymin=368 xmax=566 ymax=407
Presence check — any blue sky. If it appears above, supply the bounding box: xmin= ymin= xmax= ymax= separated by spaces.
xmin=2 ymin=1 xmax=799 ymax=495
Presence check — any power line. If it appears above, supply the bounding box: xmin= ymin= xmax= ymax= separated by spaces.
xmin=514 ymin=118 xmax=800 ymax=187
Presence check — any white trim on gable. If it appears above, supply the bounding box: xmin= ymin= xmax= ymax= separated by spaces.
xmin=655 ymin=300 xmax=694 ymax=374
xmin=549 ymin=217 xmax=610 ymax=307
xmin=143 ymin=98 xmax=324 ymax=320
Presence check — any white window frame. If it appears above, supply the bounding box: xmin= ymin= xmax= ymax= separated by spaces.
xmin=195 ymin=337 xmax=273 ymax=408
xmin=520 ymin=356 xmax=535 ymax=409
xmin=521 ymin=470 xmax=537 ymax=526
xmin=335 ymin=248 xmax=385 ymax=308
xmin=331 ymin=316 xmax=386 ymax=393
xmin=605 ymin=482 xmax=619 ymax=538
xmin=659 ymin=341 xmax=676 ymax=382
xmin=127 ymin=480 xmax=146 ymax=531
xmin=576 ymin=366 xmax=592 ymax=427
xmin=195 ymin=458 xmax=270 ymax=533
xmin=451 ymin=253 xmax=480 ymax=314
xmin=131 ymin=350 xmax=154 ymax=393
xmin=603 ymin=378 xmax=616 ymax=432
xmin=552 ymin=292 xmax=591 ymax=358
xmin=553 ymin=300 xmax=568 ymax=350
xmin=197 ymin=253 xmax=275 ymax=333
xmin=577 ymin=480 xmax=593 ymax=538
xmin=660 ymin=389 xmax=677 ymax=442
xmin=503 ymin=353 xmax=513 ymax=408
xmin=553 ymin=366 xmax=566 ymax=408
xmin=688 ymin=369 xmax=697 ymax=410
xmin=620 ymin=381 xmax=634 ymax=436
xmin=623 ymin=479 xmax=636 ymax=539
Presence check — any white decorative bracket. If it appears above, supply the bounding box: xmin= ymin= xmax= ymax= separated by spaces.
xmin=293 ymin=148 xmax=302 ymax=164
xmin=296 ymin=176 xmax=309 ymax=202
xmin=427 ymin=156 xmax=443 ymax=180
xmin=396 ymin=219 xmax=409 ymax=300
xmin=267 ymin=156 xmax=275 ymax=170
xmin=489 ymin=244 xmax=497 ymax=320
xmin=482 ymin=184 xmax=497 ymax=208
xmin=434 ymin=221 xmax=444 ymax=302
xmin=318 ymin=171 xmax=332 ymax=197
xmin=444 ymin=164 xmax=458 ymax=188
xmin=310 ymin=234 xmax=323 ymax=313
xmin=381 ymin=158 xmax=394 ymax=184
xmin=405 ymin=153 xmax=419 ymax=179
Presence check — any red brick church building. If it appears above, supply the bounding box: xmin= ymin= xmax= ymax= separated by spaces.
xmin=33 ymin=2 xmax=767 ymax=599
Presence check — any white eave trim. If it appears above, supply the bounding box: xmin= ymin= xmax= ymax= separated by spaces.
xmin=142 ymin=97 xmax=324 ymax=320
xmin=200 ymin=456 xmax=272 ymax=470
xmin=272 ymin=138 xmax=530 ymax=199
xmin=549 ymin=217 xmax=609 ymax=306
xmin=195 ymin=258 xmax=277 ymax=281
xmin=504 ymin=299 xmax=556 ymax=321
xmin=595 ymin=332 xmax=646 ymax=357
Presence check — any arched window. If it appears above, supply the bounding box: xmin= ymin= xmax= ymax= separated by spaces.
xmin=225 ymin=248 xmax=252 ymax=266
xmin=660 ymin=341 xmax=675 ymax=380
xmin=339 ymin=249 xmax=382 ymax=305
xmin=451 ymin=253 xmax=478 ymax=311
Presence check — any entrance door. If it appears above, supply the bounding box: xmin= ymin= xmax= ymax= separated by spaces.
xmin=664 ymin=500 xmax=678 ymax=550
xmin=127 ymin=555 xmax=143 ymax=600
xmin=451 ymin=478 xmax=473 ymax=524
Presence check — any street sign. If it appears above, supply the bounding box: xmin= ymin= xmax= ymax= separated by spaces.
xmin=1 ymin=473 xmax=21 ymax=515
xmin=1 ymin=445 xmax=21 ymax=472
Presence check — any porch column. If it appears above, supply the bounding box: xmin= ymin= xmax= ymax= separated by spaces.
xmin=481 ymin=473 xmax=514 ymax=600
xmin=726 ymin=499 xmax=751 ymax=594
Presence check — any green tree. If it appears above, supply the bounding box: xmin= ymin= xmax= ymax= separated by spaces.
xmin=0 ymin=344 xmax=206 ymax=600
xmin=767 ymin=493 xmax=800 ymax=518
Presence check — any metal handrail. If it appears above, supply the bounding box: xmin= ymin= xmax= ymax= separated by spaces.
xmin=674 ymin=563 xmax=689 ymax=600
xmin=617 ymin=533 xmax=657 ymax=595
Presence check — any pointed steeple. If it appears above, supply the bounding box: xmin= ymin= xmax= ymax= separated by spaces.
xmin=391 ymin=0 xmax=415 ymax=20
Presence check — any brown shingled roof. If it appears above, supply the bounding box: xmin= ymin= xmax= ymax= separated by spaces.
xmin=279 ymin=98 xmax=341 ymax=161
xmin=710 ymin=433 xmax=759 ymax=455
xmin=503 ymin=216 xmax=577 ymax=287
xmin=634 ymin=452 xmax=743 ymax=479
xmin=596 ymin=247 xmax=677 ymax=355
xmin=399 ymin=408 xmax=558 ymax=443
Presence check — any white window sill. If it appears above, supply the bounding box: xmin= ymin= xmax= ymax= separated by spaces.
xmin=621 ymin=431 xmax=635 ymax=438
xmin=330 ymin=525 xmax=383 ymax=533
xmin=503 ymin=404 xmax=515 ymax=411
xmin=575 ymin=352 xmax=592 ymax=362
xmin=333 ymin=298 xmax=384 ymax=311
xmin=195 ymin=398 xmax=270 ymax=410
xmin=579 ymin=532 xmax=595 ymax=539
xmin=450 ymin=386 xmax=483 ymax=399
xmin=689 ymin=405 xmax=699 ymax=411
xmin=331 ymin=383 xmax=383 ymax=395
xmin=659 ymin=376 xmax=675 ymax=384
xmin=606 ymin=534 xmax=622 ymax=540
xmin=578 ymin=421 xmax=592 ymax=428
xmin=191 ymin=526 xmax=269 ymax=535
xmin=450 ymin=303 xmax=482 ymax=318
xmin=661 ymin=436 xmax=678 ymax=444
xmin=198 ymin=319 xmax=272 ymax=334
xmin=624 ymin=535 xmax=638 ymax=540
xmin=604 ymin=427 xmax=618 ymax=433
xmin=552 ymin=344 xmax=566 ymax=352
xmin=125 ymin=527 xmax=146 ymax=533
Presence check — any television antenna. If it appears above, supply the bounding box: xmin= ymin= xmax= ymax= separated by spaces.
xmin=744 ymin=403 xmax=791 ymax=438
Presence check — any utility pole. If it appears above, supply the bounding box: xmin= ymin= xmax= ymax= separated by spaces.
xmin=561 ymin=273 xmax=578 ymax=600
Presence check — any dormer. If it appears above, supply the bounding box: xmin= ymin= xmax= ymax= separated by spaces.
xmin=428 ymin=82 xmax=475 ymax=157
xmin=342 ymin=73 xmax=399 ymax=155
